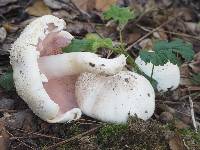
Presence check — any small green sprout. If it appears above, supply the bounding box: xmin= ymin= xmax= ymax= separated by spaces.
xmin=103 ymin=5 xmax=135 ymax=29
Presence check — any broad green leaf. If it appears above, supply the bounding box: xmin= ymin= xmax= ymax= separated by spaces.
xmin=154 ymin=39 xmax=194 ymax=61
xmin=0 ymin=72 xmax=14 ymax=91
xmin=139 ymin=39 xmax=194 ymax=66
xmin=103 ymin=5 xmax=135 ymax=28
xmin=62 ymin=39 xmax=94 ymax=53
xmin=62 ymin=36 xmax=114 ymax=53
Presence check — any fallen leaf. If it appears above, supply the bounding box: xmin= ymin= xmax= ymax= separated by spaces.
xmin=72 ymin=0 xmax=116 ymax=12
xmin=72 ymin=0 xmax=95 ymax=12
xmin=26 ymin=0 xmax=51 ymax=17
xmin=153 ymin=29 xmax=168 ymax=40
xmin=139 ymin=38 xmax=153 ymax=50
xmin=2 ymin=23 xmax=19 ymax=33
xmin=95 ymin=0 xmax=117 ymax=11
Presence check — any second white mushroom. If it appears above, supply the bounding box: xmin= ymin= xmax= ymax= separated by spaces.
xmin=135 ymin=56 xmax=180 ymax=92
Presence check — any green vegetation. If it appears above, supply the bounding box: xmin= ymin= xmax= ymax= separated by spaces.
xmin=0 ymin=71 xmax=14 ymax=91
xmin=140 ymin=39 xmax=194 ymax=66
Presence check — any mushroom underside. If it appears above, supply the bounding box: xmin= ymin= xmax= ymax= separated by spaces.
xmin=37 ymin=30 xmax=80 ymax=118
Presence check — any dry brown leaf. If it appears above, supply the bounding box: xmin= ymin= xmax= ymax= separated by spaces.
xmin=139 ymin=38 xmax=153 ymax=50
xmin=26 ymin=0 xmax=51 ymax=17
xmin=72 ymin=0 xmax=95 ymax=12
xmin=153 ymin=29 xmax=168 ymax=40
xmin=95 ymin=0 xmax=117 ymax=11
xmin=2 ymin=23 xmax=19 ymax=33
xmin=72 ymin=0 xmax=116 ymax=12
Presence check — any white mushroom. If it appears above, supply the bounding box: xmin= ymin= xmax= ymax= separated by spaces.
xmin=10 ymin=15 xmax=126 ymax=123
xmin=75 ymin=71 xmax=155 ymax=123
xmin=135 ymin=56 xmax=180 ymax=92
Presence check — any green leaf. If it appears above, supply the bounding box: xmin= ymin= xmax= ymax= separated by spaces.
xmin=103 ymin=5 xmax=135 ymax=28
xmin=91 ymin=38 xmax=113 ymax=51
xmin=139 ymin=39 xmax=194 ymax=66
xmin=0 ymin=72 xmax=14 ymax=91
xmin=62 ymin=36 xmax=114 ymax=53
xmin=154 ymin=39 xmax=194 ymax=61
xmin=191 ymin=73 xmax=200 ymax=85
xmin=62 ymin=39 xmax=94 ymax=53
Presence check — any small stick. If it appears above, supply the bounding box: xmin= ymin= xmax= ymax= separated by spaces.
xmin=45 ymin=125 xmax=101 ymax=149
xmin=136 ymin=24 xmax=200 ymax=41
xmin=125 ymin=13 xmax=183 ymax=51
xmin=189 ymin=95 xmax=198 ymax=132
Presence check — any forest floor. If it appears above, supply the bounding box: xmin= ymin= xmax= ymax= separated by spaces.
xmin=0 ymin=0 xmax=200 ymax=149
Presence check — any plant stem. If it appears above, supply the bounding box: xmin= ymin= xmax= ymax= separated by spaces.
xmin=119 ymin=29 xmax=124 ymax=51
xmin=150 ymin=64 xmax=155 ymax=82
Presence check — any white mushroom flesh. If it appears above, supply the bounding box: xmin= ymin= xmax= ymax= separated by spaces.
xmin=135 ymin=56 xmax=180 ymax=92
xmin=10 ymin=15 xmax=126 ymax=123
xmin=75 ymin=71 xmax=155 ymax=123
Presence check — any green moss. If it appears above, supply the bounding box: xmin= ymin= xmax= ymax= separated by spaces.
xmin=96 ymin=117 xmax=169 ymax=149
xmin=98 ymin=123 xmax=128 ymax=143
xmin=178 ymin=128 xmax=200 ymax=149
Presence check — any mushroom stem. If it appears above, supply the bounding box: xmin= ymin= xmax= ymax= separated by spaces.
xmin=38 ymin=52 xmax=126 ymax=79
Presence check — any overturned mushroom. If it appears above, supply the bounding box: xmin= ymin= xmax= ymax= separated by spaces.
xmin=135 ymin=56 xmax=180 ymax=92
xmin=76 ymin=71 xmax=155 ymax=123
xmin=10 ymin=15 xmax=126 ymax=123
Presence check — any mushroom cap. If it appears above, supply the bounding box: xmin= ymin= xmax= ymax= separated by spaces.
xmin=135 ymin=56 xmax=180 ymax=92
xmin=75 ymin=71 xmax=155 ymax=123
xmin=10 ymin=15 xmax=126 ymax=123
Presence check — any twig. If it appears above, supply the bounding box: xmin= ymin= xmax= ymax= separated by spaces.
xmin=125 ymin=13 xmax=183 ymax=51
xmin=189 ymin=95 xmax=198 ymax=132
xmin=0 ymin=109 xmax=17 ymax=113
xmin=6 ymin=129 xmax=35 ymax=149
xmin=6 ymin=125 xmax=64 ymax=141
xmin=136 ymin=24 xmax=200 ymax=41
xmin=45 ymin=125 xmax=101 ymax=149
xmin=68 ymin=0 xmax=90 ymax=19
xmin=183 ymin=139 xmax=190 ymax=150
